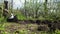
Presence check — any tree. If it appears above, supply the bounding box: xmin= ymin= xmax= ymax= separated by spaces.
xmin=23 ymin=0 xmax=41 ymax=18
xmin=44 ymin=0 xmax=48 ymax=15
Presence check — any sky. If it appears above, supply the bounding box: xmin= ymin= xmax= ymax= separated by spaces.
xmin=13 ymin=0 xmax=60 ymax=9
xmin=0 ymin=0 xmax=60 ymax=9
xmin=4 ymin=0 xmax=45 ymax=9
xmin=13 ymin=0 xmax=25 ymax=9
xmin=0 ymin=0 xmax=25 ymax=9
xmin=13 ymin=0 xmax=45 ymax=9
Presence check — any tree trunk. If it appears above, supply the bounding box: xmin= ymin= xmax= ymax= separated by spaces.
xmin=44 ymin=0 xmax=48 ymax=15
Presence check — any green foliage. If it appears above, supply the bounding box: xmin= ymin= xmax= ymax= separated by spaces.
xmin=15 ymin=11 xmax=26 ymax=20
xmin=0 ymin=9 xmax=2 ymax=17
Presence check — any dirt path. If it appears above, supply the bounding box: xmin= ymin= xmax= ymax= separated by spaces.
xmin=4 ymin=22 xmax=39 ymax=34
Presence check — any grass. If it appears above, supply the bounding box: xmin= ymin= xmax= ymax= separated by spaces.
xmin=0 ymin=10 xmax=60 ymax=34
xmin=0 ymin=22 xmax=37 ymax=34
xmin=0 ymin=22 xmax=60 ymax=34
xmin=0 ymin=17 xmax=60 ymax=34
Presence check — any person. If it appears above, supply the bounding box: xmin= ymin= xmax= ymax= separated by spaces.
xmin=3 ymin=9 xmax=9 ymax=18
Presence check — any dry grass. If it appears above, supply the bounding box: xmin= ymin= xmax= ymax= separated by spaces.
xmin=3 ymin=22 xmax=38 ymax=34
